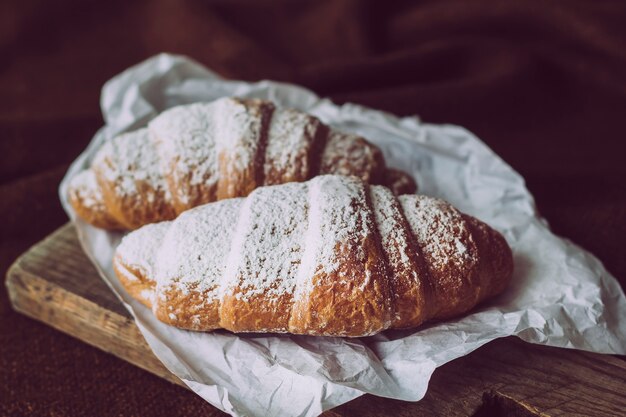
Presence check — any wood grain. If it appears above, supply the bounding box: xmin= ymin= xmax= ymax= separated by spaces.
xmin=5 ymin=224 xmax=626 ymax=417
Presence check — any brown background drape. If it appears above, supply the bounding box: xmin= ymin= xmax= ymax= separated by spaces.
xmin=2 ymin=1 xmax=625 ymax=416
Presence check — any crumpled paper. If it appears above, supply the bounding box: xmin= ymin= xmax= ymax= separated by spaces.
xmin=58 ymin=53 xmax=626 ymax=417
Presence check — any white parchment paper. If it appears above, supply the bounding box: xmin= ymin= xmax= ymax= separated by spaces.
xmin=59 ymin=54 xmax=626 ymax=417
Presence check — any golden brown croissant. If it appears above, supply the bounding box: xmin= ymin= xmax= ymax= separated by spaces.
xmin=114 ymin=175 xmax=513 ymax=337
xmin=68 ymin=97 xmax=416 ymax=230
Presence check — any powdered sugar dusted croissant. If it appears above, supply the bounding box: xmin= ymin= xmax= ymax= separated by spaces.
xmin=114 ymin=175 xmax=513 ymax=337
xmin=68 ymin=97 xmax=416 ymax=230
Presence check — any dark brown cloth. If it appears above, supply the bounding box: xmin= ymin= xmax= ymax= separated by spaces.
xmin=2 ymin=1 xmax=625 ymax=416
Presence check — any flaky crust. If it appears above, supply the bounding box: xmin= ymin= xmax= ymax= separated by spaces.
xmin=113 ymin=257 xmax=154 ymax=307
xmin=214 ymin=98 xmax=275 ymax=200
xmin=69 ymin=97 xmax=416 ymax=230
xmin=382 ymin=168 xmax=418 ymax=195
xmin=114 ymin=176 xmax=513 ymax=337
xmin=319 ymin=131 xmax=386 ymax=184
xmin=90 ymin=129 xmax=177 ymax=229
xmin=371 ymin=186 xmax=431 ymax=328
xmin=67 ymin=170 xmax=124 ymax=230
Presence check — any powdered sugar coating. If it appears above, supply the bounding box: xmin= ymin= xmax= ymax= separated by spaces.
xmin=371 ymin=185 xmax=433 ymax=326
xmin=294 ymin=175 xmax=372 ymax=299
xmin=263 ymin=108 xmax=321 ymax=184
xmin=221 ymin=182 xmax=309 ymax=302
xmin=117 ymin=221 xmax=171 ymax=279
xmin=371 ymin=186 xmax=414 ymax=270
xmin=320 ymin=131 xmax=383 ymax=182
xmin=155 ymin=198 xmax=243 ymax=300
xmin=92 ymin=128 xmax=170 ymax=201
xmin=215 ymin=98 xmax=272 ymax=175
xmin=398 ymin=195 xmax=476 ymax=272
xmin=149 ymin=101 xmax=219 ymax=206
xmin=69 ymin=170 xmax=104 ymax=210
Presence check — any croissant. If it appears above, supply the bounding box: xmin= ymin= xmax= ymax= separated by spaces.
xmin=114 ymin=175 xmax=513 ymax=337
xmin=68 ymin=97 xmax=416 ymax=230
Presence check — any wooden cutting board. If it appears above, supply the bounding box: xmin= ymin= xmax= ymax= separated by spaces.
xmin=6 ymin=224 xmax=626 ymax=417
